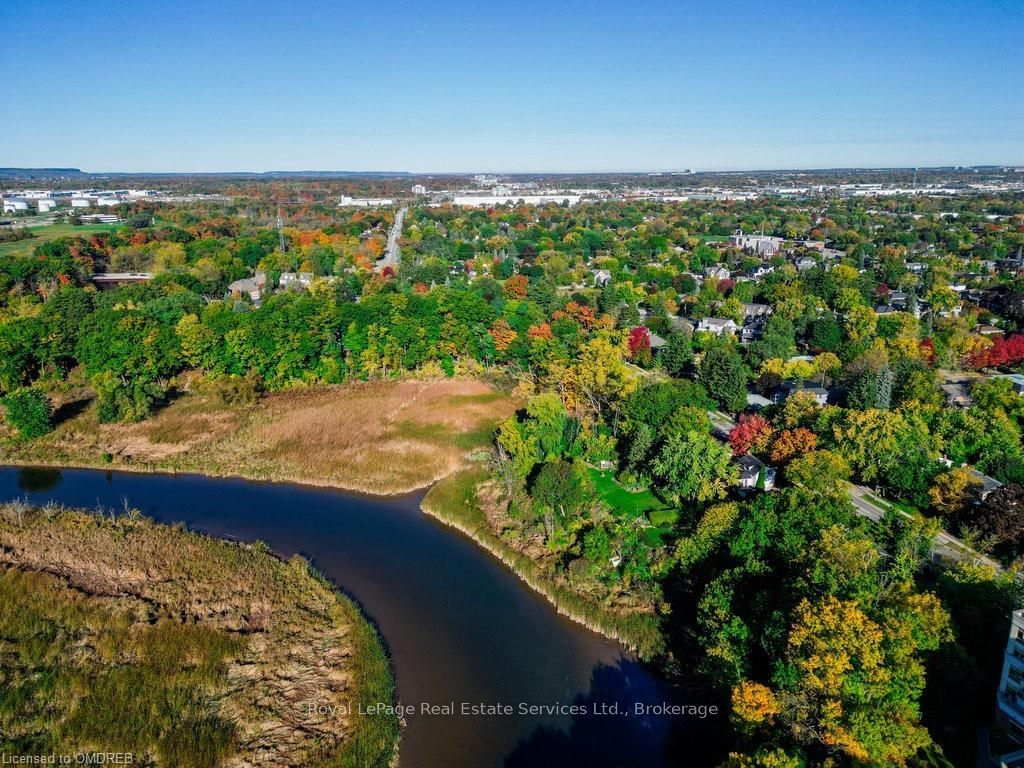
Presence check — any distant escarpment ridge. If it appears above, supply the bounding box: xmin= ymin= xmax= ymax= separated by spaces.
xmin=0 ymin=168 xmax=409 ymax=178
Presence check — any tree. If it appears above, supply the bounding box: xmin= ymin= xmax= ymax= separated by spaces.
xmin=502 ymin=274 xmax=529 ymax=299
xmin=653 ymin=430 xmax=736 ymax=503
xmin=531 ymin=460 xmax=592 ymax=532
xmin=2 ymin=387 xmax=52 ymax=438
xmin=961 ymin=483 xmax=1024 ymax=559
xmin=769 ymin=428 xmax=817 ymax=464
xmin=748 ymin=317 xmax=796 ymax=368
xmin=627 ymin=326 xmax=651 ymax=365
xmin=785 ymin=450 xmax=850 ymax=494
xmin=660 ymin=330 xmax=693 ymax=377
xmin=728 ymin=414 xmax=774 ymax=457
xmin=699 ymin=343 xmax=749 ymax=413
xmin=928 ymin=468 xmax=981 ymax=517
xmin=776 ymin=594 xmax=949 ymax=765
xmin=526 ymin=392 xmax=568 ymax=459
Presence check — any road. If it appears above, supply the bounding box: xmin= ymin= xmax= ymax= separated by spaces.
xmin=708 ymin=410 xmax=1003 ymax=571
xmin=375 ymin=207 xmax=406 ymax=273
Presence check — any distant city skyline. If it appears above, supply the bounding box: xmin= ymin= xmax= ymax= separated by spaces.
xmin=2 ymin=0 xmax=1022 ymax=172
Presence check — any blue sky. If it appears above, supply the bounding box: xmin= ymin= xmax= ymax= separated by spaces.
xmin=2 ymin=0 xmax=1021 ymax=172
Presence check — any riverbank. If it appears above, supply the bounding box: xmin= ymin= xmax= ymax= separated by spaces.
xmin=421 ymin=468 xmax=664 ymax=658
xmin=0 ymin=501 xmax=398 ymax=767
xmin=2 ymin=378 xmax=518 ymax=496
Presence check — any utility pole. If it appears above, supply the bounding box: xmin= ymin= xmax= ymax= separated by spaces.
xmin=277 ymin=205 xmax=287 ymax=253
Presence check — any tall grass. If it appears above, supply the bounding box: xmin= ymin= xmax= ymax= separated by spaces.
xmin=0 ymin=504 xmax=399 ymax=767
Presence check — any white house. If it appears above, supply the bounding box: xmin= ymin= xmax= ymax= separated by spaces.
xmin=696 ymin=317 xmax=738 ymax=336
xmin=738 ymin=455 xmax=776 ymax=491
xmin=36 ymin=199 xmax=58 ymax=212
xmin=411 ymin=184 xmax=427 ymax=195
xmin=704 ymin=265 xmax=731 ymax=281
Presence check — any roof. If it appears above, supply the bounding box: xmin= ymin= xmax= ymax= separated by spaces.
xmin=966 ymin=468 xmax=1003 ymax=494
xmin=738 ymin=455 xmax=765 ymax=478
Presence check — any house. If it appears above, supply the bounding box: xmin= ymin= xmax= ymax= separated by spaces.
xmin=738 ymin=455 xmax=776 ymax=491
xmin=994 ymin=608 xmax=1024 ymax=764
xmin=746 ymin=393 xmax=773 ymax=410
xmin=740 ymin=324 xmax=763 ymax=343
xmin=648 ymin=333 xmax=668 ymax=353
xmin=976 ymin=324 xmax=1005 ymax=337
xmin=997 ymin=374 xmax=1024 ymax=396
xmin=228 ymin=277 xmax=263 ymax=303
xmin=966 ymin=468 xmax=1003 ymax=500
xmin=669 ymin=315 xmax=695 ymax=336
xmin=748 ymin=264 xmax=775 ymax=280
xmin=941 ymin=383 xmax=972 ymax=408
xmin=795 ymin=256 xmax=817 ymax=272
xmin=704 ymin=265 xmax=731 ymax=281
xmin=592 ymin=269 xmax=612 ymax=287
xmin=279 ymin=272 xmax=298 ymax=288
xmin=729 ymin=231 xmax=784 ymax=256
xmin=741 ymin=303 xmax=772 ymax=321
xmin=411 ymin=184 xmax=427 ymax=195
xmin=697 ymin=317 xmax=738 ymax=336
xmin=771 ymin=382 xmax=830 ymax=405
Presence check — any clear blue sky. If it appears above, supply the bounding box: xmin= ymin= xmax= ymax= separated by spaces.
xmin=2 ymin=0 xmax=1021 ymax=173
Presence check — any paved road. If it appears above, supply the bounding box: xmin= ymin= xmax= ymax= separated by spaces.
xmin=708 ymin=410 xmax=1003 ymax=571
xmin=847 ymin=484 xmax=1003 ymax=570
xmin=375 ymin=207 xmax=406 ymax=273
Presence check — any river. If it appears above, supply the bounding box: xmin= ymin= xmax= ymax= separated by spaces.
xmin=1 ymin=467 xmax=721 ymax=768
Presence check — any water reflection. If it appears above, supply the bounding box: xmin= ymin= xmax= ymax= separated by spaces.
xmin=16 ymin=467 xmax=62 ymax=492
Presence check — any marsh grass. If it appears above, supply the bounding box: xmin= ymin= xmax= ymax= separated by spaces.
xmin=4 ymin=379 xmax=518 ymax=496
xmin=0 ymin=504 xmax=399 ymax=767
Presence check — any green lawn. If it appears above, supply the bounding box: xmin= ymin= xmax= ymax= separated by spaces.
xmin=587 ymin=468 xmax=678 ymax=544
xmin=0 ymin=223 xmax=120 ymax=258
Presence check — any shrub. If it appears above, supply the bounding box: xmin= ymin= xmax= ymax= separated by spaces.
xmin=2 ymin=387 xmax=53 ymax=438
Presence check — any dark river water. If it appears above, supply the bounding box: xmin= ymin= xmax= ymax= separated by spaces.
xmin=0 ymin=467 xmax=721 ymax=768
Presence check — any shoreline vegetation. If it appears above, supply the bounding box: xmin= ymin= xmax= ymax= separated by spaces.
xmin=2 ymin=376 xmax=664 ymax=655
xmin=422 ymin=468 xmax=663 ymax=657
xmin=0 ymin=501 xmax=398 ymax=767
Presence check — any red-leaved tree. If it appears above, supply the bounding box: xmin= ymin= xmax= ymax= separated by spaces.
xmin=628 ymin=326 xmax=652 ymax=364
xmin=728 ymin=413 xmax=774 ymax=457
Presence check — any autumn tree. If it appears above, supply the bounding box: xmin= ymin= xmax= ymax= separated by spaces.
xmin=728 ymin=414 xmax=774 ymax=457
xmin=769 ymin=428 xmax=817 ymax=465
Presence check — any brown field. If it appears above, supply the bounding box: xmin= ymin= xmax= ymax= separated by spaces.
xmin=3 ymin=378 xmax=519 ymax=495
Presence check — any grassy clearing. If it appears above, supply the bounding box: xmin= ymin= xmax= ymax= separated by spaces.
xmin=588 ymin=468 xmax=678 ymax=545
xmin=0 ymin=502 xmax=398 ymax=767
xmin=3 ymin=378 xmax=520 ymax=496
xmin=0 ymin=223 xmax=119 ymax=258
xmin=422 ymin=469 xmax=664 ymax=658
